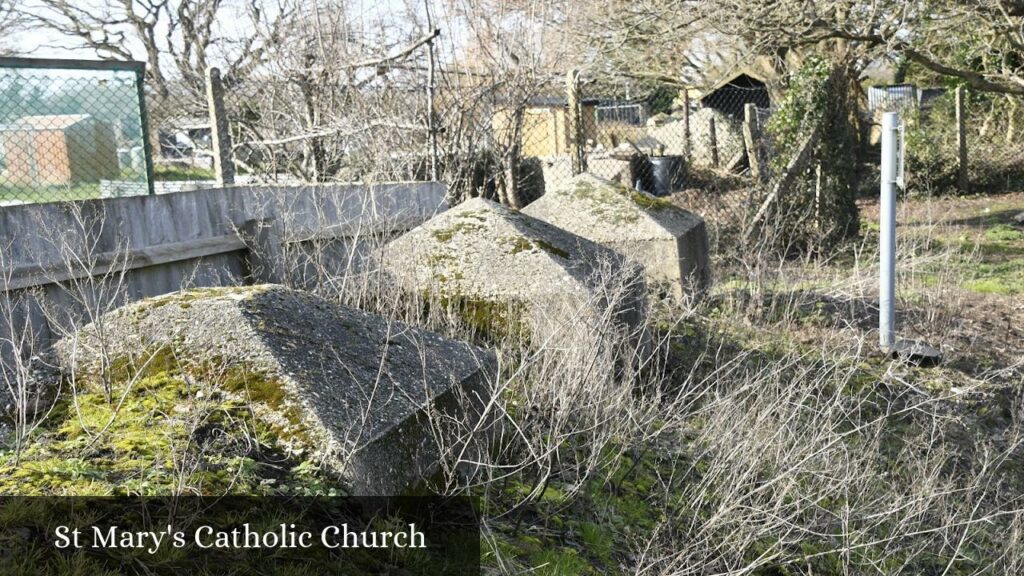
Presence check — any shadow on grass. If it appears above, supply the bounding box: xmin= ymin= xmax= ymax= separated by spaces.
xmin=703 ymin=288 xmax=1021 ymax=382
xmin=937 ymin=208 xmax=1023 ymax=229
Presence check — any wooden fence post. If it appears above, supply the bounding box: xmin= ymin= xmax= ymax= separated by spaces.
xmin=743 ymin=121 xmax=825 ymax=241
xmin=206 ymin=66 xmax=235 ymax=186
xmin=241 ymin=218 xmax=285 ymax=285
xmin=743 ymin=103 xmax=764 ymax=182
xmin=956 ymin=86 xmax=969 ymax=194
xmin=709 ymin=116 xmax=719 ymax=168
xmin=566 ymin=69 xmax=585 ymax=176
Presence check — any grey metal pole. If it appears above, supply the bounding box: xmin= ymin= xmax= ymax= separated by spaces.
xmin=879 ymin=111 xmax=898 ymax=350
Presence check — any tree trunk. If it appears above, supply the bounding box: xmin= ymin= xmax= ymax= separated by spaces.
xmin=498 ymin=105 xmax=525 ymax=209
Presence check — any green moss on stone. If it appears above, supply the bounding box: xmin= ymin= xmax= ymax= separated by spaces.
xmin=503 ymin=236 xmax=570 ymax=259
xmin=629 ymin=191 xmax=672 ymax=210
xmin=456 ymin=210 xmax=488 ymax=223
xmin=562 ymin=176 xmax=674 ymax=222
xmin=426 ymin=252 xmax=466 ymax=285
xmin=507 ymin=236 xmax=535 ymax=255
xmin=218 ymin=363 xmax=287 ymax=410
xmin=0 ymin=346 xmax=332 ymax=497
xmin=427 ymin=294 xmax=531 ymax=343
xmin=137 ymin=286 xmax=265 ymax=313
xmin=431 ymin=215 xmax=488 ymax=242
xmin=534 ymin=239 xmax=569 ymax=259
xmin=459 ymin=299 xmax=531 ymax=343
xmin=561 ymin=179 xmax=640 ymax=224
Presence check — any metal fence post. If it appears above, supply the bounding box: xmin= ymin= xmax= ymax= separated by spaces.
xmin=709 ymin=116 xmax=719 ymax=168
xmin=206 ymin=66 xmax=235 ymax=186
xmin=135 ymin=65 xmax=156 ymax=195
xmin=566 ymin=69 xmax=585 ymax=176
xmin=879 ymin=111 xmax=899 ymax=350
xmin=682 ymin=90 xmax=691 ymax=158
xmin=956 ymin=86 xmax=968 ymax=194
xmin=814 ymin=162 xmax=823 ymax=231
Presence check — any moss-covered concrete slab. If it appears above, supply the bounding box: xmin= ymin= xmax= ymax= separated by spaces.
xmin=378 ymin=197 xmax=646 ymax=345
xmin=56 ymin=285 xmax=494 ymax=496
xmin=523 ymin=174 xmax=711 ymax=298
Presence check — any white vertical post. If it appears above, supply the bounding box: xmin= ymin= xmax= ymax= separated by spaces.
xmin=879 ymin=112 xmax=899 ymax=350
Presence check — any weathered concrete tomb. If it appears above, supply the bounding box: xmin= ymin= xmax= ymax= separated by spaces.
xmin=378 ymin=197 xmax=646 ymax=345
xmin=57 ymin=285 xmax=494 ymax=496
xmin=523 ymin=173 xmax=711 ymax=298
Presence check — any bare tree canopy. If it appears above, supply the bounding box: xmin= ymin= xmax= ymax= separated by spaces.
xmin=14 ymin=0 xmax=294 ymax=96
xmin=684 ymin=0 xmax=1024 ymax=93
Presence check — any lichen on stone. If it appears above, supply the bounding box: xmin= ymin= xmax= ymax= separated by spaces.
xmin=561 ymin=177 xmax=641 ymax=224
xmin=431 ymin=213 xmax=490 ymax=242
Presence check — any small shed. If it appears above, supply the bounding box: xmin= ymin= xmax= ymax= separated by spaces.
xmin=698 ymin=73 xmax=771 ymax=119
xmin=492 ymin=96 xmax=599 ymax=158
xmin=0 ymin=114 xmax=118 ymax=186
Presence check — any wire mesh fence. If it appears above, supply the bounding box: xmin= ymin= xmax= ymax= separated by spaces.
xmin=882 ymin=85 xmax=1024 ymax=195
xmin=220 ymin=75 xmax=431 ymax=185
xmin=483 ymin=75 xmax=779 ymax=250
xmin=2 ymin=52 xmax=1015 ymax=270
xmin=964 ymin=90 xmax=1024 ymax=191
xmin=0 ymin=59 xmax=151 ymax=205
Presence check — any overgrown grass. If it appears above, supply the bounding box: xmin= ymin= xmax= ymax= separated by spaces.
xmin=2 ymin=189 xmax=1022 ymax=574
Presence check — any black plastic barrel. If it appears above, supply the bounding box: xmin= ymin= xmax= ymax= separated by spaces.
xmin=648 ymin=155 xmax=686 ymax=197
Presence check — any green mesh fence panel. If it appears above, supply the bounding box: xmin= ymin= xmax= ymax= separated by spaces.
xmin=0 ymin=58 xmax=152 ymax=205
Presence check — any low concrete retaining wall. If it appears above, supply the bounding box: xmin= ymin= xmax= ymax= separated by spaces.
xmin=0 ymin=181 xmax=447 ymax=370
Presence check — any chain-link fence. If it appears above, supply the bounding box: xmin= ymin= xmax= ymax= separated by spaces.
xmin=139 ymin=65 xmax=783 ymax=256
xmin=0 ymin=58 xmax=152 ymax=205
xmin=137 ymin=69 xmax=436 ymax=191
xmin=8 ymin=53 xmax=994 ymax=266
xmin=882 ymin=84 xmax=1024 ymax=195
xmin=963 ymin=90 xmax=1024 ymax=191
xmin=219 ymin=75 xmax=431 ymax=185
xmin=483 ymin=75 xmax=778 ymax=249
xmin=0 ymin=55 xmax=855 ymax=266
